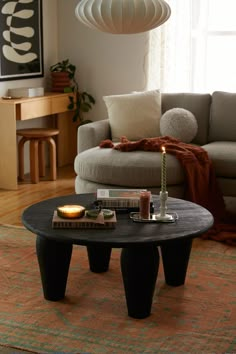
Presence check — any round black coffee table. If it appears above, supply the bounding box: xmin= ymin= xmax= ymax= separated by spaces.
xmin=22 ymin=193 xmax=213 ymax=319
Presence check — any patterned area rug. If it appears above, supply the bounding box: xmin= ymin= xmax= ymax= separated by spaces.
xmin=0 ymin=224 xmax=235 ymax=354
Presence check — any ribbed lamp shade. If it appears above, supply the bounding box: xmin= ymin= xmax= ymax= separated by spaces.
xmin=75 ymin=0 xmax=171 ymax=34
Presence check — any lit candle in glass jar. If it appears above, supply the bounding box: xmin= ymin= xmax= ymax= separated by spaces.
xmin=57 ymin=205 xmax=85 ymax=219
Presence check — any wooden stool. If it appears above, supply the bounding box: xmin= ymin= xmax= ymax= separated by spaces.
xmin=17 ymin=128 xmax=59 ymax=184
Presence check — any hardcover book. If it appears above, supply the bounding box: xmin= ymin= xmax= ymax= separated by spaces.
xmin=96 ymin=189 xmax=153 ymax=210
xmin=52 ymin=210 xmax=117 ymax=229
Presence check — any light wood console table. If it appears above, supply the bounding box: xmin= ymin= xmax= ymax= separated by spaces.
xmin=0 ymin=92 xmax=77 ymax=190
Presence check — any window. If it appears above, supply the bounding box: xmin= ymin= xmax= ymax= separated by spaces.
xmin=147 ymin=0 xmax=236 ymax=93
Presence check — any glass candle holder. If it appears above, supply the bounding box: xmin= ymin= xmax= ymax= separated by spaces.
xmin=57 ymin=205 xmax=85 ymax=219
xmin=139 ymin=191 xmax=151 ymax=219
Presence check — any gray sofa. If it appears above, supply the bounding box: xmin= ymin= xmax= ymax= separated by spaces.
xmin=74 ymin=91 xmax=236 ymax=213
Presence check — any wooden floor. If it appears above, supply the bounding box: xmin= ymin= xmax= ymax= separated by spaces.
xmin=0 ymin=164 xmax=76 ymax=227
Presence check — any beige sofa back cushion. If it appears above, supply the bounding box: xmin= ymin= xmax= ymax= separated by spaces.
xmin=103 ymin=90 xmax=161 ymax=142
xmin=209 ymin=91 xmax=236 ymax=142
xmin=161 ymin=93 xmax=211 ymax=145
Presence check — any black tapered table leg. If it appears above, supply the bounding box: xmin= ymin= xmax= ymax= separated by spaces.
xmin=86 ymin=245 xmax=112 ymax=273
xmin=160 ymin=239 xmax=192 ymax=286
xmin=36 ymin=235 xmax=72 ymax=301
xmin=120 ymin=246 xmax=159 ymax=319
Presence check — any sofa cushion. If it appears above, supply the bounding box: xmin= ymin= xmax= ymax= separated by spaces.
xmin=209 ymin=91 xmax=236 ymax=142
xmin=75 ymin=175 xmax=185 ymax=198
xmin=202 ymin=141 xmax=236 ymax=178
xmin=74 ymin=147 xmax=184 ymax=187
xmin=103 ymin=90 xmax=161 ymax=142
xmin=161 ymin=93 xmax=211 ymax=145
xmin=160 ymin=108 xmax=198 ymax=143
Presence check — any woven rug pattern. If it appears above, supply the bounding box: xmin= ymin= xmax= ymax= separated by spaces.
xmin=0 ymin=224 xmax=235 ymax=353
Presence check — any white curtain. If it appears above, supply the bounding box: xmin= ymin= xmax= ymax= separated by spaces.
xmin=147 ymin=0 xmax=236 ymax=93
xmin=147 ymin=0 xmax=193 ymax=92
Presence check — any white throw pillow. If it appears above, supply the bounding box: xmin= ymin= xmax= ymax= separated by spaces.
xmin=160 ymin=108 xmax=198 ymax=143
xmin=103 ymin=90 xmax=162 ymax=141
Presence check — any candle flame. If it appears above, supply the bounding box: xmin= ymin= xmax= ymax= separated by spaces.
xmin=162 ymin=146 xmax=166 ymax=153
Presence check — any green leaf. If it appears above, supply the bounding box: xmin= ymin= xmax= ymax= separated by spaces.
xmin=67 ymin=103 xmax=74 ymax=110
xmin=79 ymin=119 xmax=92 ymax=125
xmin=80 ymin=102 xmax=91 ymax=112
xmin=64 ymin=87 xmax=73 ymax=93
xmin=68 ymin=95 xmax=74 ymax=102
xmin=87 ymin=94 xmax=96 ymax=104
xmin=72 ymin=114 xmax=78 ymax=122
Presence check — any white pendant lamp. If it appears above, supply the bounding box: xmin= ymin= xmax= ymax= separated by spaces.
xmin=75 ymin=0 xmax=171 ymax=34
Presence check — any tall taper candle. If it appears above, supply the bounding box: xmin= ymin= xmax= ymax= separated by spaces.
xmin=161 ymin=146 xmax=167 ymax=192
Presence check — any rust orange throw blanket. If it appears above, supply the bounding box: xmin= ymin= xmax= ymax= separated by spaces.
xmin=100 ymin=136 xmax=236 ymax=245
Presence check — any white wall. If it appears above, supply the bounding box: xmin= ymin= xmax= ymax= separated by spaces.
xmin=57 ymin=0 xmax=150 ymax=120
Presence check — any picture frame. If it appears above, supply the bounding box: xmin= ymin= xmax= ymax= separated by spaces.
xmin=0 ymin=0 xmax=43 ymax=81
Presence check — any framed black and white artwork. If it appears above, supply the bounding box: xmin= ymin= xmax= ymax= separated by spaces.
xmin=0 ymin=0 xmax=43 ymax=81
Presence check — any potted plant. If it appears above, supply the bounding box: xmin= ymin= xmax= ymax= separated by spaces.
xmin=50 ymin=59 xmax=95 ymax=125
xmin=50 ymin=59 xmax=76 ymax=92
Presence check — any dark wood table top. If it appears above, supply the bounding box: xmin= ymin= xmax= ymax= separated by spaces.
xmin=22 ymin=194 xmax=214 ymax=247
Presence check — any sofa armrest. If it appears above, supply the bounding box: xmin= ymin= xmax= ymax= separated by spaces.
xmin=77 ymin=119 xmax=111 ymax=153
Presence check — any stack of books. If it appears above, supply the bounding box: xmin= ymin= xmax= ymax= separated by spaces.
xmin=96 ymin=189 xmax=154 ymax=212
